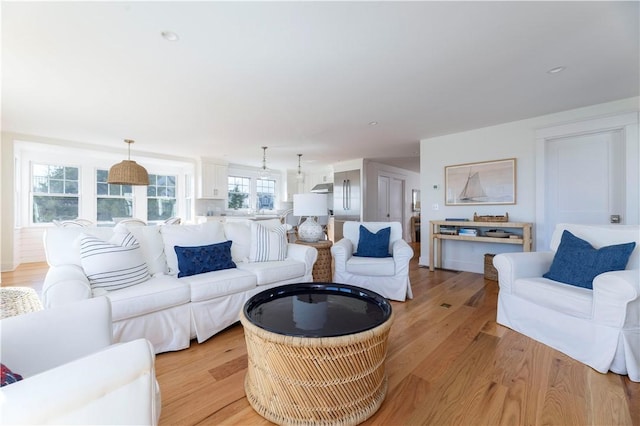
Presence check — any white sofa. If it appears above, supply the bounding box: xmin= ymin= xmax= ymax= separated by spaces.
xmin=493 ymin=223 xmax=640 ymax=382
xmin=42 ymin=220 xmax=317 ymax=353
xmin=331 ymin=221 xmax=414 ymax=301
xmin=0 ymin=297 xmax=160 ymax=425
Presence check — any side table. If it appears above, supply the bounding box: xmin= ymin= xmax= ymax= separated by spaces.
xmin=1 ymin=287 xmax=43 ymax=319
xmin=294 ymin=239 xmax=333 ymax=282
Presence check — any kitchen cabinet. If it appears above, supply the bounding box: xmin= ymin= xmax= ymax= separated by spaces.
xmin=286 ymin=171 xmax=304 ymax=202
xmin=198 ymin=160 xmax=228 ymax=199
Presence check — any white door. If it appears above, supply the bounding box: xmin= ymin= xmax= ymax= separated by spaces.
xmin=377 ymin=175 xmax=405 ymax=223
xmin=377 ymin=176 xmax=390 ymax=221
xmin=543 ymin=129 xmax=625 ymax=247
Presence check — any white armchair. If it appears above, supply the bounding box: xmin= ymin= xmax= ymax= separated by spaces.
xmin=493 ymin=223 xmax=640 ymax=382
xmin=331 ymin=221 xmax=413 ymax=301
xmin=0 ymin=297 xmax=161 ymax=424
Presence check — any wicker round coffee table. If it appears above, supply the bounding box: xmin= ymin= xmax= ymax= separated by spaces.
xmin=240 ymin=283 xmax=393 ymax=426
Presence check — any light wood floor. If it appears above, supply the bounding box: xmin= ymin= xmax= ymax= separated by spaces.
xmin=3 ymin=247 xmax=638 ymax=425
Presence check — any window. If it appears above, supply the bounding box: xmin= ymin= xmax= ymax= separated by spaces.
xmin=147 ymin=174 xmax=177 ymax=221
xmin=228 ymin=176 xmax=250 ymax=209
xmin=32 ymin=164 xmax=79 ymax=223
xmin=256 ymin=178 xmax=275 ymax=210
xmin=96 ymin=169 xmax=133 ymax=222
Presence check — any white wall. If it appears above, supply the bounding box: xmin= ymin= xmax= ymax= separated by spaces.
xmin=419 ymin=96 xmax=639 ymax=272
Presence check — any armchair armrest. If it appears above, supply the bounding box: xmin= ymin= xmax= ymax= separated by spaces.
xmin=593 ymin=270 xmax=640 ymax=328
xmin=0 ymin=338 xmax=159 ymax=425
xmin=493 ymin=251 xmax=555 ymax=293
xmin=42 ymin=264 xmax=92 ymax=308
xmin=391 ymin=239 xmax=414 ymax=276
xmin=0 ymin=297 xmax=113 ymax=377
xmin=331 ymin=239 xmax=354 ymax=273
xmin=286 ymin=243 xmax=318 ymax=277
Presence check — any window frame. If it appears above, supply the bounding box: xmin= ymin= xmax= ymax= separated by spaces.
xmin=31 ymin=163 xmax=81 ymax=224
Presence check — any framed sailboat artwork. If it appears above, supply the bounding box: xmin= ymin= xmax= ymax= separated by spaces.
xmin=445 ymin=158 xmax=516 ymax=206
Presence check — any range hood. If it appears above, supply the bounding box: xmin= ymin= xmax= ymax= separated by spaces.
xmin=310 ymin=183 xmax=333 ymax=193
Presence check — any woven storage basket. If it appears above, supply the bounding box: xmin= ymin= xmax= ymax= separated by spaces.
xmin=240 ymin=309 xmax=393 ymax=426
xmin=484 ymin=253 xmax=498 ymax=281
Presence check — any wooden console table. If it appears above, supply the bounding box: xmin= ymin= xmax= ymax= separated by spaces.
xmin=429 ymin=220 xmax=532 ymax=272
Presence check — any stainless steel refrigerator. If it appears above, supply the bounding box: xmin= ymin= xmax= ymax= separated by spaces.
xmin=333 ymin=169 xmax=361 ymax=241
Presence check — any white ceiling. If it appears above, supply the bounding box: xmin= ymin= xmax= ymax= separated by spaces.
xmin=2 ymin=1 xmax=638 ymax=174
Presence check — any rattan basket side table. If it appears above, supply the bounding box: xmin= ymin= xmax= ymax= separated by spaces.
xmin=294 ymin=239 xmax=333 ymax=282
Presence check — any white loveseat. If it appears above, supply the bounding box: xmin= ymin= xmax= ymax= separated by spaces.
xmin=42 ymin=220 xmax=317 ymax=354
xmin=493 ymin=223 xmax=640 ymax=382
xmin=0 ymin=297 xmax=160 ymax=424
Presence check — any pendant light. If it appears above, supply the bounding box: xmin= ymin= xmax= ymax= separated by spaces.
xmin=257 ymin=146 xmax=271 ymax=179
xmin=296 ymin=153 xmax=304 ymax=181
xmin=107 ymin=139 xmax=149 ymax=185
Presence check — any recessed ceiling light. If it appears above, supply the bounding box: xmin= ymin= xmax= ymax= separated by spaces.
xmin=547 ymin=66 xmax=566 ymax=74
xmin=161 ymin=31 xmax=179 ymax=42
xmin=369 ymin=121 xmax=378 ymax=126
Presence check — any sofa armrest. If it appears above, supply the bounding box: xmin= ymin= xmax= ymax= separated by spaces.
xmin=493 ymin=251 xmax=555 ymax=293
xmin=0 ymin=297 xmax=113 ymax=377
xmin=593 ymin=270 xmax=640 ymax=328
xmin=391 ymin=239 xmax=414 ymax=275
xmin=42 ymin=264 xmax=92 ymax=308
xmin=286 ymin=243 xmax=318 ymax=276
xmin=330 ymin=239 xmax=354 ymax=273
xmin=0 ymin=338 xmax=159 ymax=425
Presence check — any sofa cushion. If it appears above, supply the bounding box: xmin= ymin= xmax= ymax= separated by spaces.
xmin=79 ymin=232 xmax=151 ymax=293
xmin=237 ymin=260 xmax=306 ymax=285
xmin=543 ymin=230 xmax=636 ymax=289
xmin=346 ymin=256 xmax=395 ymax=276
xmin=223 ymin=221 xmax=251 ymax=263
xmin=249 ymin=222 xmax=287 ymax=262
xmin=160 ymin=222 xmax=226 ymax=275
xmin=105 ymin=275 xmax=191 ymax=321
xmin=178 ymin=268 xmax=257 ymax=302
xmin=174 ymin=241 xmax=237 ymax=278
xmin=114 ymin=224 xmax=167 ymax=275
xmin=513 ymin=277 xmax=593 ymax=318
xmin=354 ymin=225 xmax=391 ymax=258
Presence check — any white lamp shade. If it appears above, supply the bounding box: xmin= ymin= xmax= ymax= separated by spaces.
xmin=293 ymin=193 xmax=328 ymax=217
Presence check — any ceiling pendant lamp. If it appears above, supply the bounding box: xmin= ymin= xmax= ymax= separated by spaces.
xmin=296 ymin=153 xmax=304 ymax=181
xmin=257 ymin=146 xmax=271 ymax=179
xmin=107 ymin=139 xmax=149 ymax=185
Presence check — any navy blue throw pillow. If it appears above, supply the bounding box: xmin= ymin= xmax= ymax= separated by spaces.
xmin=174 ymin=240 xmax=236 ymax=278
xmin=543 ymin=230 xmax=636 ymax=289
xmin=354 ymin=225 xmax=391 ymax=258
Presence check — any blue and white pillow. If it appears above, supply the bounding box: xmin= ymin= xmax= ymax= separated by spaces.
xmin=79 ymin=232 xmax=150 ymax=292
xmin=249 ymin=222 xmax=287 ymax=262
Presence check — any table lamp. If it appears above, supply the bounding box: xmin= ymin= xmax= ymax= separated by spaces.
xmin=293 ymin=193 xmax=328 ymax=242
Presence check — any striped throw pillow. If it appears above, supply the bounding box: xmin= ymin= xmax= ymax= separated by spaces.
xmin=249 ymin=222 xmax=288 ymax=262
xmin=79 ymin=232 xmax=150 ymax=292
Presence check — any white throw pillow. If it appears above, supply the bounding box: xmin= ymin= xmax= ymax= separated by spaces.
xmin=79 ymin=232 xmax=150 ymax=293
xmin=223 ymin=221 xmax=252 ymax=263
xmin=114 ymin=223 xmax=167 ymax=275
xmin=160 ymin=221 xmax=226 ymax=275
xmin=249 ymin=222 xmax=288 ymax=262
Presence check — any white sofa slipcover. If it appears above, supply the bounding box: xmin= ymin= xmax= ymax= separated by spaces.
xmin=42 ymin=220 xmax=317 ymax=353
xmin=331 ymin=221 xmax=414 ymax=301
xmin=0 ymin=297 xmax=160 ymax=425
xmin=493 ymin=223 xmax=640 ymax=382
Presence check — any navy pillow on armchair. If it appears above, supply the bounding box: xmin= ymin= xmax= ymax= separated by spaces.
xmin=543 ymin=230 xmax=636 ymax=289
xmin=354 ymin=225 xmax=391 ymax=258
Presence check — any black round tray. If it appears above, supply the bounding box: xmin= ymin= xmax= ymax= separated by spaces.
xmin=243 ymin=283 xmax=392 ymax=338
